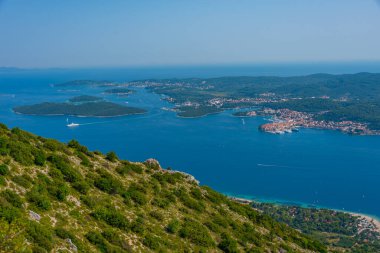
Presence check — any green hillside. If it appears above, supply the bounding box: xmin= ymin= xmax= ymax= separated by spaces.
xmin=0 ymin=123 xmax=325 ymax=252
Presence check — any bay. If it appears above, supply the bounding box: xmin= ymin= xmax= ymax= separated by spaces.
xmin=1 ymin=63 xmax=380 ymax=218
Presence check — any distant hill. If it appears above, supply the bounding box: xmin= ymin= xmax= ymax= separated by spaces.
xmin=0 ymin=124 xmax=326 ymax=252
xmin=144 ymin=72 xmax=380 ymax=100
xmin=54 ymin=80 xmax=114 ymax=87
xmin=137 ymin=73 xmax=380 ymax=128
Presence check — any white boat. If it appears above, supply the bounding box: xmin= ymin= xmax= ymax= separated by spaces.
xmin=66 ymin=118 xmax=79 ymax=127
xmin=67 ymin=122 xmax=79 ymax=128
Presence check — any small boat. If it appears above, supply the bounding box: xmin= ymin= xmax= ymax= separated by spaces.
xmin=67 ymin=122 xmax=79 ymax=128
xmin=66 ymin=118 xmax=79 ymax=128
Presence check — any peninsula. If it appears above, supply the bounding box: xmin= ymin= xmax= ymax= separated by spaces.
xmin=128 ymin=73 xmax=380 ymax=135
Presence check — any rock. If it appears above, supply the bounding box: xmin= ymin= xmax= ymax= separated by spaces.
xmin=66 ymin=238 xmax=78 ymax=252
xmin=144 ymin=158 xmax=161 ymax=170
xmin=29 ymin=210 xmax=41 ymax=221
xmin=166 ymin=170 xmax=200 ymax=185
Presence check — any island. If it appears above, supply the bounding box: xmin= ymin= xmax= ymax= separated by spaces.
xmin=128 ymin=73 xmax=380 ymax=135
xmin=54 ymin=80 xmax=116 ymax=87
xmin=104 ymin=88 xmax=134 ymax=96
xmin=13 ymin=95 xmax=146 ymax=117
xmin=68 ymin=95 xmax=104 ymax=103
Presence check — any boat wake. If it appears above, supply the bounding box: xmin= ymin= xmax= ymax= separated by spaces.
xmin=257 ymin=163 xmax=303 ymax=169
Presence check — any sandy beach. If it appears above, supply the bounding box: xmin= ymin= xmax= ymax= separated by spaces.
xmin=350 ymin=212 xmax=380 ymax=234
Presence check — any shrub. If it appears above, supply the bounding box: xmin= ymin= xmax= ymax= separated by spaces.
xmin=123 ymin=185 xmax=148 ymax=206
xmin=43 ymin=139 xmax=64 ymax=151
xmin=202 ymin=186 xmax=227 ymax=204
xmin=48 ymin=155 xmax=81 ymax=182
xmin=26 ymin=189 xmax=51 ymax=211
xmin=179 ymin=219 xmax=215 ymax=247
xmin=152 ymin=172 xmax=182 ymax=185
xmin=0 ymin=137 xmax=9 ymax=155
xmin=31 ymin=246 xmax=47 ymax=253
xmin=106 ymin=151 xmax=118 ymax=162
xmin=0 ymin=203 xmax=21 ymax=223
xmin=143 ymin=234 xmax=160 ymax=250
xmin=116 ymin=162 xmax=143 ymax=175
xmin=1 ymin=189 xmax=23 ymax=208
xmin=94 ymin=170 xmax=122 ymax=195
xmin=131 ymin=216 xmax=146 ymax=235
xmin=26 ymin=221 xmax=53 ymax=251
xmin=218 ymin=233 xmax=239 ymax=253
xmin=68 ymin=139 xmax=89 ymax=154
xmin=93 ymin=150 xmax=103 ymax=155
xmin=0 ymin=164 xmax=9 ymax=176
xmin=92 ymin=207 xmax=129 ymax=230
xmin=149 ymin=210 xmax=164 ymax=221
xmin=152 ymin=197 xmax=170 ymax=209
xmin=86 ymin=231 xmax=108 ymax=253
xmin=86 ymin=231 xmax=125 ymax=253
xmin=190 ymin=187 xmax=203 ymax=200
xmin=72 ymin=180 xmax=90 ymax=194
xmin=33 ymin=149 xmax=46 ymax=166
xmin=55 ymin=227 xmax=73 ymax=239
xmin=77 ymin=151 xmax=92 ymax=167
xmin=8 ymin=142 xmax=34 ymax=166
xmin=12 ymin=174 xmax=32 ymax=188
xmin=55 ymin=227 xmax=87 ymax=252
xmin=80 ymin=195 xmax=97 ymax=208
xmin=102 ymin=229 xmax=130 ymax=251
xmin=48 ymin=168 xmax=63 ymax=180
xmin=180 ymin=194 xmax=205 ymax=212
xmin=0 ymin=123 xmax=8 ymax=131
xmin=166 ymin=219 xmax=180 ymax=234
xmin=48 ymin=182 xmax=69 ymax=201
xmin=0 ymin=176 xmax=5 ymax=186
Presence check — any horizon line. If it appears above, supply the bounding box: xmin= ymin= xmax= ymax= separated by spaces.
xmin=2 ymin=60 xmax=380 ymax=71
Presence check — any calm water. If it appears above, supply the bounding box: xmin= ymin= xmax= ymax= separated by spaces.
xmin=1 ymin=64 xmax=380 ymax=217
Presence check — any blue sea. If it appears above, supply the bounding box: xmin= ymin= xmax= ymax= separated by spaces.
xmin=1 ymin=63 xmax=380 ymax=218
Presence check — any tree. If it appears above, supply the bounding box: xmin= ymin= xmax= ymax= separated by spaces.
xmin=106 ymin=151 xmax=118 ymax=162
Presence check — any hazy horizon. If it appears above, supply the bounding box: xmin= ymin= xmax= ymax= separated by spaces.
xmin=1 ymin=0 xmax=380 ymax=68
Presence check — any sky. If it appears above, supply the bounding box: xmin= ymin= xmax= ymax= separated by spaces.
xmin=1 ymin=0 xmax=380 ymax=68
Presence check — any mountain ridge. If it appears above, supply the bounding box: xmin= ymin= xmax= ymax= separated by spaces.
xmin=0 ymin=123 xmax=325 ymax=252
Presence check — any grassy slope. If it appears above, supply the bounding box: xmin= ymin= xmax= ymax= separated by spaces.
xmin=0 ymin=123 xmax=326 ymax=253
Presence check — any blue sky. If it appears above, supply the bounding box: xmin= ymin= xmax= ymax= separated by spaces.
xmin=1 ymin=0 xmax=380 ymax=68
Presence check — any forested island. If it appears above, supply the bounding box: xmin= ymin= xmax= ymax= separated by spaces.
xmin=13 ymin=96 xmax=146 ymax=117
xmin=128 ymin=72 xmax=380 ymax=134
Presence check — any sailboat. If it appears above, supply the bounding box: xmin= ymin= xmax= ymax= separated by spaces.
xmin=66 ymin=118 xmax=79 ymax=128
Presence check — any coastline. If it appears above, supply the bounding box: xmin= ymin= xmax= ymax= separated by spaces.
xmin=226 ymin=194 xmax=380 ymax=234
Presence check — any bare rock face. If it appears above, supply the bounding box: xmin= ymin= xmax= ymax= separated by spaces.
xmin=144 ymin=158 xmax=161 ymax=170
xmin=66 ymin=238 xmax=78 ymax=252
xmin=29 ymin=210 xmax=41 ymax=221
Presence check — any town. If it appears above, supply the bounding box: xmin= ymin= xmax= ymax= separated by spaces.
xmin=257 ymin=108 xmax=379 ymax=135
